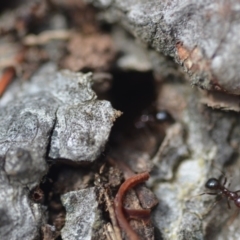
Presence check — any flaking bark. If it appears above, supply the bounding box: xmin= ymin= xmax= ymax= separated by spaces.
xmin=88 ymin=0 xmax=240 ymax=95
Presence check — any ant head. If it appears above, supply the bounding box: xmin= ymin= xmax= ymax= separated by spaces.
xmin=205 ymin=178 xmax=220 ymax=190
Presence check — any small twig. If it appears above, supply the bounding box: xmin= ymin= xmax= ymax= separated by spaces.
xmin=123 ymin=208 xmax=151 ymax=223
xmin=104 ymin=223 xmax=117 ymax=240
xmin=95 ymin=173 xmax=122 ymax=240
xmin=104 ymin=190 xmax=122 ymax=240
xmin=0 ymin=67 xmax=15 ymax=97
xmin=108 ymin=157 xmax=135 ymax=179
xmin=23 ymin=29 xmax=72 ymax=46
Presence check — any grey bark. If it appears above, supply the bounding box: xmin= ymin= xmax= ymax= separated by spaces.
xmin=61 ymin=188 xmax=103 ymax=240
xmin=0 ymin=63 xmax=119 ymax=240
xmin=88 ymin=0 xmax=240 ymax=95
xmin=1 ymin=1 xmax=240 ymax=239
xmin=150 ymin=82 xmax=240 ymax=240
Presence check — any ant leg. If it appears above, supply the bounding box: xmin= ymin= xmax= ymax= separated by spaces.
xmin=219 ymin=173 xmax=232 ymax=188
xmin=191 ymin=192 xmax=218 ymax=199
xmin=199 ymin=192 xmax=218 ymax=196
xmin=234 ymin=190 xmax=240 ymax=193
xmin=223 ymin=176 xmax=227 ymax=186
xmin=218 ymin=173 xmax=228 ymax=186
xmin=212 ymin=162 xmax=230 ymax=186
xmin=211 ymin=161 xmax=226 ymax=177
xmin=202 ymin=196 xmax=222 ymax=217
xmin=227 ymin=198 xmax=231 ymax=209
xmin=219 ymin=175 xmax=227 ymax=186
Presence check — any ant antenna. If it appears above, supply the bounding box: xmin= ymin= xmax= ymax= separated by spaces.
xmin=210 ymin=161 xmax=233 ymax=186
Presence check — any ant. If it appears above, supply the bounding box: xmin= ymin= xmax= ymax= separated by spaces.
xmin=135 ymin=109 xmax=174 ymax=129
xmin=202 ymin=173 xmax=240 ymax=209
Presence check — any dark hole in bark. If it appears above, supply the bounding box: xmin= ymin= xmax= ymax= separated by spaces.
xmin=109 ymin=70 xmax=156 ymax=143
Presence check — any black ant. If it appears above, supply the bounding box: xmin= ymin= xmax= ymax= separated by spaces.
xmin=135 ymin=109 xmax=174 ymax=129
xmin=202 ymin=174 xmax=240 ymax=209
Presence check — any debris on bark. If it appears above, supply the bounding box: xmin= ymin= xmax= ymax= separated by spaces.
xmin=23 ymin=29 xmax=72 ymax=46
xmin=95 ymin=172 xmax=123 ymax=240
xmin=0 ymin=67 xmax=15 ymax=96
xmin=61 ymin=33 xmax=116 ymax=72
xmin=0 ymin=1 xmax=48 ymax=37
xmin=50 ymin=0 xmax=99 ymax=34
xmin=200 ymin=91 xmax=240 ymax=112
xmin=112 ymin=28 xmax=152 ymax=72
xmin=42 ymin=224 xmax=57 ymax=240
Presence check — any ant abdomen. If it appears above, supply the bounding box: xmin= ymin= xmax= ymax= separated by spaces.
xmin=234 ymin=198 xmax=240 ymax=208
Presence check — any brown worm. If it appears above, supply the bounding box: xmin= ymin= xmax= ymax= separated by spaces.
xmin=114 ymin=172 xmax=150 ymax=240
xmin=124 ymin=208 xmax=151 ymax=223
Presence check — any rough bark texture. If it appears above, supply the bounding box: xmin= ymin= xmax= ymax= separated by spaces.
xmin=87 ymin=0 xmax=240 ymax=95
xmin=150 ymin=81 xmax=240 ymax=239
xmin=61 ymin=188 xmax=103 ymax=240
xmin=1 ymin=1 xmax=240 ymax=239
xmin=0 ymin=63 xmax=119 ymax=240
xmin=1 ymin=63 xmax=120 ymax=163
xmin=0 ymin=167 xmax=45 ymax=240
